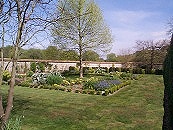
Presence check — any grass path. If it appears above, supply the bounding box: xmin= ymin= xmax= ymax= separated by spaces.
xmin=2 ymin=75 xmax=164 ymax=130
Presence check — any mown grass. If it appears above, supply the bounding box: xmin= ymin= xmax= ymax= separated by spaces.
xmin=2 ymin=75 xmax=164 ymax=130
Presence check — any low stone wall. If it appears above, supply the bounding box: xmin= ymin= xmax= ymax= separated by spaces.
xmin=0 ymin=58 xmax=162 ymax=73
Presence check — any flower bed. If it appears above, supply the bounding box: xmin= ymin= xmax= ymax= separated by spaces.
xmin=18 ymin=72 xmax=141 ymax=96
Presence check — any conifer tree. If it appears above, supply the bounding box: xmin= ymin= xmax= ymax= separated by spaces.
xmin=163 ymin=34 xmax=173 ymax=129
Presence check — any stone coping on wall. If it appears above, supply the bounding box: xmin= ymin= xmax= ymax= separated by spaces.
xmin=0 ymin=58 xmax=163 ymax=66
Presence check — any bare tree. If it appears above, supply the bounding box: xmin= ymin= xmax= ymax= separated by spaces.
xmin=134 ymin=40 xmax=169 ymax=70
xmin=0 ymin=0 xmax=56 ymax=128
xmin=52 ymin=0 xmax=112 ymax=78
xmin=117 ymin=48 xmax=134 ymax=62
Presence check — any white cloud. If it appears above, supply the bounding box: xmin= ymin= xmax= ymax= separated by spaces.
xmin=104 ymin=10 xmax=159 ymax=26
xmin=102 ymin=9 xmax=169 ymax=54
xmin=110 ymin=27 xmax=168 ymax=54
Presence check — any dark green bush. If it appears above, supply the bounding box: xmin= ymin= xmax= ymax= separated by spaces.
xmin=59 ymin=86 xmax=66 ymax=91
xmin=83 ymin=77 xmax=98 ymax=90
xmin=46 ymin=75 xmax=63 ymax=85
xmin=155 ymin=69 xmax=163 ymax=75
xmin=88 ymin=90 xmax=95 ymax=95
xmin=20 ymin=81 xmax=31 ymax=87
xmin=121 ymin=68 xmax=129 ymax=72
xmin=109 ymin=88 xmax=114 ymax=94
xmin=61 ymin=70 xmax=70 ymax=76
xmin=83 ymin=67 xmax=89 ymax=74
xmin=82 ymin=90 xmax=87 ymax=94
xmin=27 ymin=71 xmax=34 ymax=77
xmin=67 ymin=88 xmax=72 ymax=92
xmin=75 ymin=89 xmax=80 ymax=93
xmin=115 ymin=67 xmax=121 ymax=72
xmin=43 ymin=86 xmax=50 ymax=89
xmin=69 ymin=66 xmax=79 ymax=74
xmin=37 ymin=62 xmax=45 ymax=72
xmin=109 ymin=67 xmax=116 ymax=73
xmin=30 ymin=62 xmax=37 ymax=72
xmin=96 ymin=91 xmax=102 ymax=95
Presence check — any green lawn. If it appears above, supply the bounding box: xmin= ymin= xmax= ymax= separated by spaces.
xmin=2 ymin=75 xmax=164 ymax=130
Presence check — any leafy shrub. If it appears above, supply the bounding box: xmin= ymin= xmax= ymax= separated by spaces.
xmin=109 ymin=88 xmax=114 ymax=94
xmin=20 ymin=81 xmax=31 ymax=87
xmin=88 ymin=90 xmax=95 ymax=95
xmin=95 ymin=67 xmax=106 ymax=74
xmin=96 ymin=91 xmax=102 ymax=95
xmin=82 ymin=90 xmax=87 ymax=94
xmin=53 ymin=84 xmax=62 ymax=90
xmin=58 ymin=86 xmax=66 ymax=91
xmin=115 ymin=67 xmax=121 ymax=72
xmin=75 ymin=78 xmax=83 ymax=85
xmin=61 ymin=70 xmax=70 ymax=76
xmin=46 ymin=75 xmax=63 ymax=85
xmin=43 ymin=85 xmax=50 ymax=89
xmin=88 ymin=67 xmax=95 ymax=74
xmin=69 ymin=66 xmax=75 ymax=71
xmin=133 ymin=68 xmax=143 ymax=74
xmin=3 ymin=70 xmax=11 ymax=82
xmin=155 ymin=69 xmax=163 ymax=75
xmin=120 ymin=72 xmax=132 ymax=80
xmin=121 ymin=68 xmax=129 ymax=72
xmin=83 ymin=77 xmax=98 ymax=89
xmin=67 ymin=88 xmax=72 ymax=92
xmin=26 ymin=71 xmax=34 ymax=77
xmin=109 ymin=67 xmax=116 ymax=73
xmin=37 ymin=62 xmax=45 ymax=72
xmin=62 ymin=80 xmax=70 ymax=86
xmin=69 ymin=66 xmax=79 ymax=74
xmin=70 ymin=80 xmax=75 ymax=86
xmin=141 ymin=69 xmax=145 ymax=74
xmin=83 ymin=67 xmax=89 ymax=74
xmin=75 ymin=89 xmax=80 ymax=93
xmin=30 ymin=62 xmax=37 ymax=72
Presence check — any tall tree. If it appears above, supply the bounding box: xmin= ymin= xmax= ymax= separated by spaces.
xmin=43 ymin=46 xmax=59 ymax=60
xmin=106 ymin=53 xmax=117 ymax=62
xmin=61 ymin=50 xmax=79 ymax=61
xmin=20 ymin=48 xmax=44 ymax=59
xmin=134 ymin=40 xmax=169 ymax=70
xmin=52 ymin=0 xmax=112 ymax=77
xmin=163 ymin=34 xmax=173 ymax=129
xmin=83 ymin=50 xmax=100 ymax=61
xmin=0 ymin=0 xmax=56 ymax=127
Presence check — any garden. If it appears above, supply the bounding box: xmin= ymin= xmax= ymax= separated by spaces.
xmin=3 ymin=61 xmax=158 ymax=97
xmin=1 ymin=74 xmax=163 ymax=129
xmin=1 ymin=62 xmax=164 ymax=129
xmin=0 ymin=62 xmax=146 ymax=97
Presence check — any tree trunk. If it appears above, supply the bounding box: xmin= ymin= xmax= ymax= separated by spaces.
xmin=0 ymin=21 xmax=5 ymax=130
xmin=0 ymin=23 xmax=4 ymax=86
xmin=79 ymin=44 xmax=83 ymax=78
xmin=79 ymin=56 xmax=83 ymax=78
xmin=162 ymin=34 xmax=173 ymax=129
xmin=1 ymin=16 xmax=22 ymax=124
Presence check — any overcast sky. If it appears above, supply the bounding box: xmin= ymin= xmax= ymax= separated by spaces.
xmin=95 ymin=0 xmax=173 ymax=54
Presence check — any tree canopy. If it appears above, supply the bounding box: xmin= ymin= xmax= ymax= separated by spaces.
xmin=52 ymin=0 xmax=112 ymax=77
xmin=83 ymin=50 xmax=100 ymax=61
